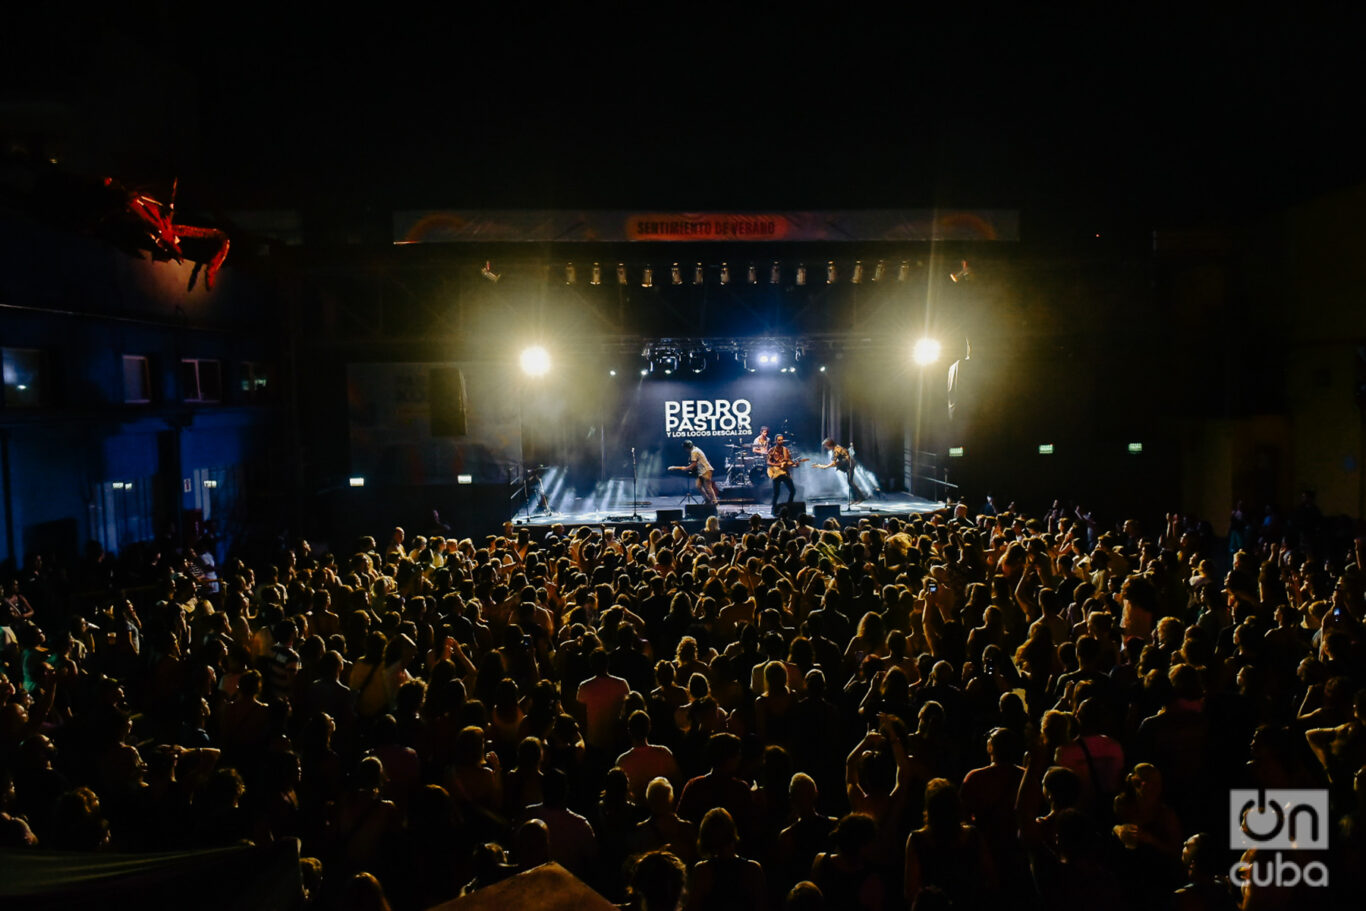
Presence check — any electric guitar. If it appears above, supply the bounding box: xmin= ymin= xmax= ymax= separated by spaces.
xmin=668 ymin=464 xmax=699 ymax=477
xmin=767 ymin=457 xmax=809 ymax=479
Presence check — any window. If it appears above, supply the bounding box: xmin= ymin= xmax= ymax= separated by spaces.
xmin=1 ymin=348 xmax=47 ymax=408
xmin=123 ymin=355 xmax=151 ymax=403
xmin=181 ymin=358 xmax=222 ymax=403
xmin=241 ymin=361 xmax=273 ymax=403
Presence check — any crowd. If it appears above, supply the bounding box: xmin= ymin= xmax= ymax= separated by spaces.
xmin=1 ymin=500 xmax=1364 ymax=911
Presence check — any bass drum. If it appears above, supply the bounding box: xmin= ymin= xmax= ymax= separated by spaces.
xmin=749 ymin=465 xmax=768 ymax=486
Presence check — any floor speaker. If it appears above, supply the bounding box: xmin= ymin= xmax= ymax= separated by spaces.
xmin=813 ymin=504 xmax=842 ymax=523
xmin=685 ymin=503 xmax=718 ymax=519
xmin=655 ymin=508 xmax=684 ymax=524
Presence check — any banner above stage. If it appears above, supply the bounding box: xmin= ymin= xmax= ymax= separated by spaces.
xmin=393 ymin=210 xmax=1019 ymax=245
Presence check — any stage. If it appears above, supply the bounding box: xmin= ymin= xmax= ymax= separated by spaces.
xmin=508 ymin=488 xmax=945 ymax=529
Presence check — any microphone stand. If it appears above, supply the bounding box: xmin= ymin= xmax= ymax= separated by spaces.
xmin=844 ymin=444 xmax=854 ymax=512
xmin=629 ymin=447 xmax=643 ymax=521
xmin=519 ymin=464 xmax=533 ymax=522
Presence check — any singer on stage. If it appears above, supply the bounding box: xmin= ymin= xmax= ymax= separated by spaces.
xmin=817 ymin=438 xmax=867 ymax=503
xmin=670 ymin=439 xmax=719 ymax=505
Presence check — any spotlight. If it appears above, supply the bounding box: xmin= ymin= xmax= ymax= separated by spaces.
xmin=796 ymin=264 xmax=806 ymax=286
xmin=950 ymin=260 xmax=972 ymax=283
xmin=609 ymin=369 xmax=617 ymax=376
xmin=480 ymin=260 xmax=500 ymax=282
xmin=686 ymin=350 xmax=707 ymax=374
xmin=590 ymin=262 xmax=602 ymax=285
xmin=819 ymin=365 xmax=827 ymax=373
xmin=873 ymin=261 xmax=885 ymax=282
xmin=912 ymin=337 xmax=941 ymax=366
xmin=898 ymin=260 xmax=910 ymax=282
xmin=747 ymin=263 xmax=757 ymax=284
xmin=720 ymin=262 xmax=730 ymax=285
xmin=349 ymin=477 xmax=366 ymax=488
xmin=642 ymin=265 xmax=653 ymax=288
xmin=640 ymin=368 xmax=648 ymax=376
xmin=617 ymin=263 xmax=627 ymax=285
xmin=520 ymin=346 xmax=551 ymax=376
xmin=565 ymin=262 xmax=576 ymax=285
xmin=826 ymin=261 xmax=836 ymax=284
xmin=655 ymin=350 xmax=679 ymax=373
xmin=770 ymin=261 xmax=781 ymax=284
xmin=671 ymin=263 xmax=682 ymax=285
xmin=852 ymin=261 xmax=863 ymax=284
xmin=694 ymin=263 xmax=704 ymax=284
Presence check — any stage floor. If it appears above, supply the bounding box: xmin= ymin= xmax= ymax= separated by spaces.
xmin=509 ymin=490 xmax=945 ymax=527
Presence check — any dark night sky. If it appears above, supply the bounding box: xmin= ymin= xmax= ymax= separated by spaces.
xmin=6 ymin=7 xmax=1361 ymax=232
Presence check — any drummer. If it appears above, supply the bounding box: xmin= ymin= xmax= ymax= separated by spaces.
xmin=751 ymin=426 xmax=771 ymax=456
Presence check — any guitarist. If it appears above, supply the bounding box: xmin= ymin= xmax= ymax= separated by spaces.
xmin=766 ymin=434 xmax=799 ymax=514
xmin=669 ymin=439 xmax=719 ymax=505
xmin=816 ymin=437 xmax=867 ymax=504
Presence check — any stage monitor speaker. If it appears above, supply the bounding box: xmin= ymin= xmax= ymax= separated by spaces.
xmin=655 ymin=508 xmax=684 ymax=524
xmin=429 ymin=367 xmax=468 ymax=437
xmin=813 ymin=504 xmax=842 ymax=523
xmin=685 ymin=503 xmax=718 ymax=519
xmin=773 ymin=501 xmax=806 ymax=519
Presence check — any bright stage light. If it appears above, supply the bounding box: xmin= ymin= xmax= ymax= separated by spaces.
xmin=520 ymin=346 xmax=551 ymax=377
xmin=912 ymin=338 xmax=941 ymax=366
xmin=349 ymin=477 xmax=366 ymax=488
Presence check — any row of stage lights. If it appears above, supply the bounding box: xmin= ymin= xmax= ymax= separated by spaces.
xmin=557 ymin=259 xmax=972 ymax=287
xmin=518 ymin=338 xmax=942 ymax=378
xmin=643 ymin=347 xmax=806 ymax=376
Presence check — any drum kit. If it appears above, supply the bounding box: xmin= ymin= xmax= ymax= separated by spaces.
xmin=721 ymin=436 xmax=797 ymax=486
